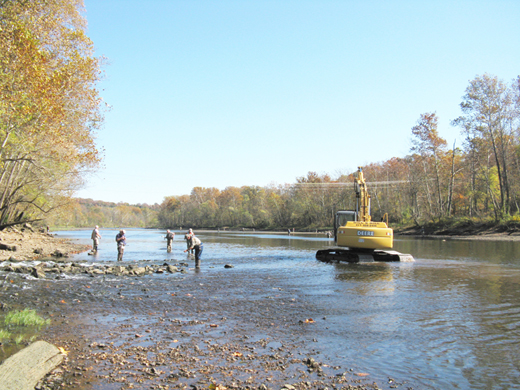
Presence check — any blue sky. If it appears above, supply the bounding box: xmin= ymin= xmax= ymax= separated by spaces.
xmin=77 ymin=0 xmax=520 ymax=205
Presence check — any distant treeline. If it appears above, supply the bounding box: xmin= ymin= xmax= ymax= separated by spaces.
xmin=158 ymin=178 xmax=355 ymax=231
xmin=47 ymin=199 xmax=160 ymax=229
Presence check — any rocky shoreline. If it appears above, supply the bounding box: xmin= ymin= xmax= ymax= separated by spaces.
xmin=0 ymin=259 xmax=190 ymax=279
xmin=0 ymin=226 xmax=90 ymax=262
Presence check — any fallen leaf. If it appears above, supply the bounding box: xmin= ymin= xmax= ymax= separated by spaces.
xmin=209 ymin=384 xmax=227 ymax=390
xmin=232 ymin=352 xmax=243 ymax=357
xmin=356 ymin=372 xmax=369 ymax=377
xmin=304 ymin=318 xmax=315 ymax=323
xmin=210 ymin=324 xmax=218 ymax=328
xmin=60 ymin=299 xmax=66 ymax=304
xmin=58 ymin=347 xmax=69 ymax=356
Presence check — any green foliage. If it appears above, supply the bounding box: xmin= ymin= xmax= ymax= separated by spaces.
xmin=0 ymin=309 xmax=49 ymax=346
xmin=0 ymin=329 xmax=11 ymax=340
xmin=4 ymin=308 xmax=50 ymax=327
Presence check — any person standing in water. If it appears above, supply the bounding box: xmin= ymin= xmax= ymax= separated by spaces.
xmin=184 ymin=233 xmax=203 ymax=268
xmin=91 ymin=225 xmax=102 ymax=252
xmin=184 ymin=229 xmax=194 ymax=254
xmin=115 ymin=229 xmax=126 ymax=261
xmin=165 ymin=229 xmax=175 ymax=252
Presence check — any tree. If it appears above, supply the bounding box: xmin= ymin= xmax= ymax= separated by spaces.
xmin=453 ymin=74 xmax=518 ymax=219
xmin=0 ymin=0 xmax=104 ymax=228
xmin=410 ymin=112 xmax=449 ymax=220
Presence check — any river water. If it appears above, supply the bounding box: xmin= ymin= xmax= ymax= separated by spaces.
xmin=51 ymin=229 xmax=520 ymax=389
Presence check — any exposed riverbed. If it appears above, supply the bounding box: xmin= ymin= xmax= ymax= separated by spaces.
xmin=1 ymin=229 xmax=520 ymax=389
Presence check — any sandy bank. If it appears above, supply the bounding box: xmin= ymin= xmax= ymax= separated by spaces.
xmin=0 ymin=226 xmax=90 ymax=261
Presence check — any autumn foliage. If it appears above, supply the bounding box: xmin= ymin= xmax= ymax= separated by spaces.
xmin=0 ymin=0 xmax=103 ymax=228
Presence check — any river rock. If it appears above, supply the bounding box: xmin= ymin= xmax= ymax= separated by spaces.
xmin=132 ymin=267 xmax=146 ymax=276
xmin=31 ymin=266 xmax=46 ymax=279
xmin=23 ymin=223 xmax=35 ymax=232
xmin=0 ymin=340 xmax=64 ymax=389
xmin=0 ymin=243 xmax=17 ymax=251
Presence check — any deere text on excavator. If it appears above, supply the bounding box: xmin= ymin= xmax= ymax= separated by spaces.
xmin=316 ymin=167 xmax=414 ymax=263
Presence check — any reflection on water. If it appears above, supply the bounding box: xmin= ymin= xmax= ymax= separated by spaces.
xmin=44 ymin=230 xmax=520 ymax=388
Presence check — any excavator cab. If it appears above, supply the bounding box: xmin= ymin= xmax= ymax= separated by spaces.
xmin=334 ymin=211 xmax=357 ymax=243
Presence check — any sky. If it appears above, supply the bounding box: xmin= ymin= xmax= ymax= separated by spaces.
xmin=76 ymin=0 xmax=520 ymax=205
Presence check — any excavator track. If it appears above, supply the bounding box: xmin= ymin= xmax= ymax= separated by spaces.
xmin=316 ymin=248 xmax=414 ymax=263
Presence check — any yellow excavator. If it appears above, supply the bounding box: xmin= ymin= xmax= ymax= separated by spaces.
xmin=316 ymin=167 xmax=414 ymax=263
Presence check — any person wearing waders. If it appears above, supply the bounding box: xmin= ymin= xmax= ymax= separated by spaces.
xmin=184 ymin=228 xmax=194 ymax=254
xmin=91 ymin=225 xmax=102 ymax=252
xmin=184 ymin=233 xmax=203 ymax=268
xmin=115 ymin=229 xmax=126 ymax=261
xmin=165 ymin=229 xmax=175 ymax=252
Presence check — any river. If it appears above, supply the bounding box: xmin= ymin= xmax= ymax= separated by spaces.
xmin=47 ymin=228 xmax=520 ymax=389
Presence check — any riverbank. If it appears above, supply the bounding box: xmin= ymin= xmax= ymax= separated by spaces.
xmin=0 ymin=226 xmax=90 ymax=261
xmin=395 ymin=220 xmax=520 ymax=241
